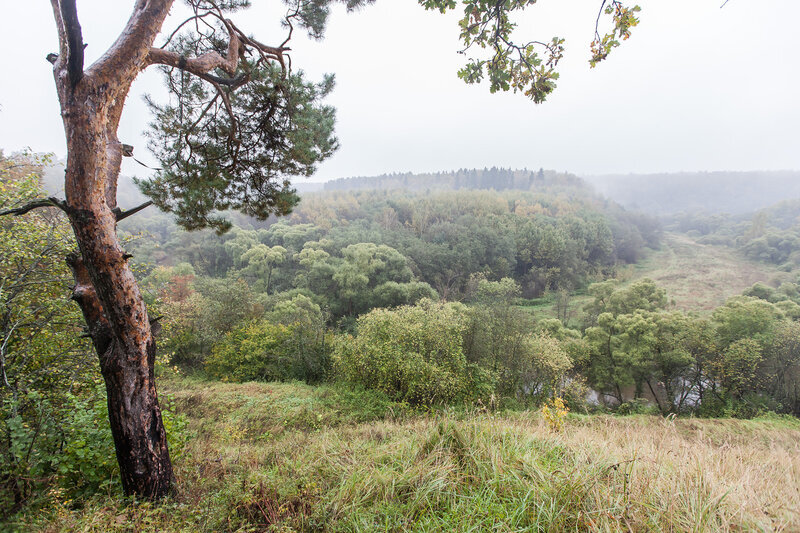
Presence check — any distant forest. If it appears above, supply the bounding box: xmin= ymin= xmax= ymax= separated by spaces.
xmin=41 ymin=162 xmax=800 ymax=276
xmin=584 ymin=171 xmax=800 ymax=215
xmin=43 ymin=163 xmax=800 ymax=218
xmin=319 ymin=168 xmax=800 ymax=218
xmin=119 ymin=172 xmax=659 ymax=305
xmin=323 ymin=168 xmax=584 ymax=193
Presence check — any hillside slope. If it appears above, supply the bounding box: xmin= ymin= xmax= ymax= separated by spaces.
xmin=11 ymin=379 xmax=800 ymax=532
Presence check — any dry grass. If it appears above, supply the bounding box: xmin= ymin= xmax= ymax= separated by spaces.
xmin=13 ymin=380 xmax=800 ymax=532
xmin=520 ymin=232 xmax=789 ymax=323
xmin=627 ymin=233 xmax=791 ymax=312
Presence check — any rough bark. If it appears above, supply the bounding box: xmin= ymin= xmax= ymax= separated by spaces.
xmin=67 ymin=252 xmax=173 ymax=497
xmin=50 ymin=0 xmax=176 ymax=499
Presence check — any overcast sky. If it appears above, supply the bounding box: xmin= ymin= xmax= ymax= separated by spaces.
xmin=1 ymin=0 xmax=798 ymax=183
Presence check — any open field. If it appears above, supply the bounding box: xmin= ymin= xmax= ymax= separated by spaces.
xmin=525 ymin=232 xmax=792 ymax=323
xmin=12 ymin=379 xmax=800 ymax=532
xmin=627 ymin=233 xmax=790 ymax=312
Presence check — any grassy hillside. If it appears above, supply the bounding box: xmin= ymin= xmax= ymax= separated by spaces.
xmin=627 ymin=233 xmax=791 ymax=312
xmin=526 ymin=231 xmax=791 ymax=323
xmin=12 ymin=379 xmax=800 ymax=532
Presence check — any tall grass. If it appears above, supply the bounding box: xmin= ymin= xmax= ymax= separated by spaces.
xmin=10 ymin=379 xmax=800 ymax=532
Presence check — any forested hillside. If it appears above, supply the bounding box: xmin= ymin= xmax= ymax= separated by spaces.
xmin=4 ymin=153 xmax=800 ymax=530
xmin=121 ymin=173 xmax=661 ymax=304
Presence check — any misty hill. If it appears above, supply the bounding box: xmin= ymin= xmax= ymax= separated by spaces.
xmin=323 ymin=168 xmax=585 ymax=193
xmin=583 ymin=171 xmax=800 ymax=216
xmin=43 ymin=159 xmax=800 ymax=220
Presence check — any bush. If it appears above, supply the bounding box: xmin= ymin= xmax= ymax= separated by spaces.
xmin=616 ymin=398 xmax=658 ymax=416
xmin=515 ymin=333 xmax=573 ymax=402
xmin=333 ymin=300 xmax=492 ymax=406
xmin=1 ymin=382 xmax=187 ymax=516
xmin=206 ymin=320 xmax=331 ymax=383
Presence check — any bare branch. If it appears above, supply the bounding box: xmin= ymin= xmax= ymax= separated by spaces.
xmin=595 ymin=0 xmax=609 ymax=43
xmin=113 ymin=201 xmax=154 ymax=222
xmin=58 ymin=0 xmax=85 ymax=87
xmin=159 ymin=12 xmax=215 ymax=49
xmin=146 ymin=23 xmax=242 ymax=77
xmin=0 ymin=197 xmax=67 ymax=217
xmin=49 ymin=0 xmax=67 ymax=60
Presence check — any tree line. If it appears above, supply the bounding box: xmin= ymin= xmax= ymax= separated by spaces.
xmin=668 ymin=199 xmax=800 ymax=271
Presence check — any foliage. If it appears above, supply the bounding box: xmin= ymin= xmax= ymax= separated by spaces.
xmin=712 ymin=296 xmax=783 ymax=346
xmin=589 ymin=2 xmax=641 ymax=67
xmin=334 ymin=296 xmax=577 ymax=408
xmin=0 ymin=153 xmax=194 ymax=514
xmin=123 ymin=183 xmax=658 ymax=309
xmin=579 ymin=274 xmax=800 ymax=417
xmin=462 ymin=277 xmax=572 ymax=402
xmin=541 ymin=396 xmax=569 ymax=432
xmin=668 ymin=198 xmax=800 ymax=270
xmin=0 ymin=152 xmax=102 ymax=515
xmin=763 ymin=321 xmax=800 ymax=416
xmin=0 ymin=153 xmax=88 ymax=400
xmin=333 ymin=300 xmax=482 ymax=406
xmin=1 ymin=380 xmax=187 ymax=518
xmin=420 ymin=0 xmax=640 ymax=103
xmin=205 ymin=319 xmax=330 ymax=384
xmin=142 ymin=63 xmax=338 ymax=233
xmin=1 ymin=384 xmax=115 ymax=515
xmin=9 ymin=379 xmax=800 ymax=532
xmin=158 ymin=274 xmax=265 ymax=367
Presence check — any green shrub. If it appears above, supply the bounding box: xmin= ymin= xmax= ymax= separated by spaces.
xmin=206 ymin=320 xmax=331 ymax=383
xmin=333 ymin=300 xmax=492 ymax=406
xmin=616 ymin=398 xmax=658 ymax=416
xmin=1 ymin=382 xmax=187 ymax=515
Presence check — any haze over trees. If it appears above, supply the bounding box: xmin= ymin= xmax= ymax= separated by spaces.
xmin=585 ymin=171 xmax=800 ymax=216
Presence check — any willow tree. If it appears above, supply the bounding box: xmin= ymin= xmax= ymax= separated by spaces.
xmin=1 ymin=0 xmax=639 ymax=499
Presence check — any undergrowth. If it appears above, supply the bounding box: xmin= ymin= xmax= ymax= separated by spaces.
xmin=6 ymin=378 xmax=799 ymax=532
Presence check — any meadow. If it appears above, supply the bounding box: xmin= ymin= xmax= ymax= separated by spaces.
xmin=628 ymin=233 xmax=790 ymax=312
xmin=12 ymin=378 xmax=800 ymax=532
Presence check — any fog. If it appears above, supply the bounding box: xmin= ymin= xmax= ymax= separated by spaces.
xmin=1 ymin=0 xmax=798 ymax=185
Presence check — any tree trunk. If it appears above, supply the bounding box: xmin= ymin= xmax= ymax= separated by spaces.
xmin=56 ymin=56 xmax=174 ymax=498
xmin=67 ymin=251 xmax=173 ymax=499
